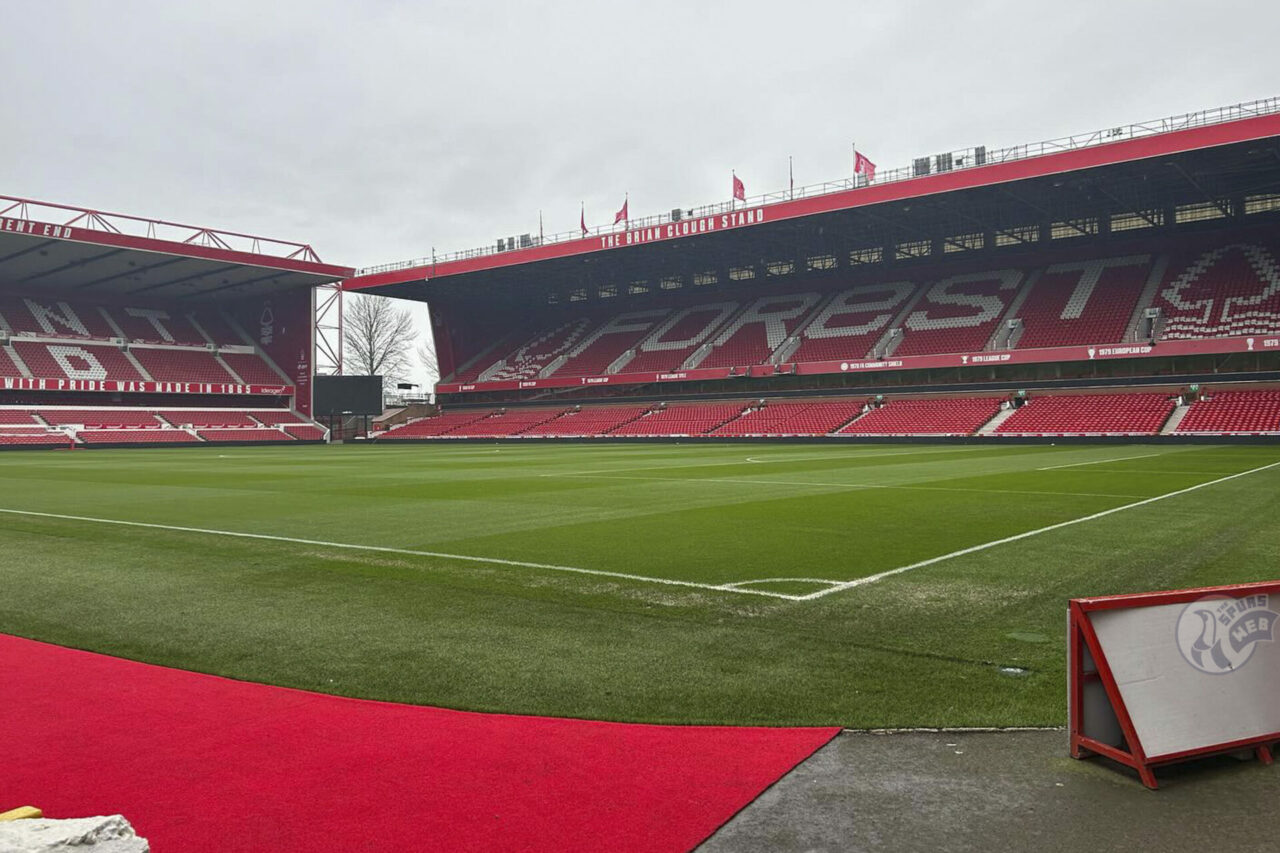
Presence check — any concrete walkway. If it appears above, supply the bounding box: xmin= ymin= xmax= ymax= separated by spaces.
xmin=700 ymin=730 xmax=1279 ymax=852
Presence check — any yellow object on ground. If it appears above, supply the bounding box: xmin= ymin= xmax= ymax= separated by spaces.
xmin=0 ymin=807 xmax=42 ymax=821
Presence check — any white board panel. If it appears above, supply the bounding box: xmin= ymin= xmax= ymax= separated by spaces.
xmin=1090 ymin=595 xmax=1280 ymax=758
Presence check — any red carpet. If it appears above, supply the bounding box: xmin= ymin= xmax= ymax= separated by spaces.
xmin=2 ymin=634 xmax=838 ymax=851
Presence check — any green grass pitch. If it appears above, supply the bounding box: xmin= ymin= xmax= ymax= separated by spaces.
xmin=1 ymin=441 xmax=1278 ymax=727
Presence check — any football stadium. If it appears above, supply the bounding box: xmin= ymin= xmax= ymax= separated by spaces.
xmin=4 ymin=74 xmax=1280 ymax=853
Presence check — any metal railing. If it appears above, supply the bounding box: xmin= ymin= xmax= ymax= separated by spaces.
xmin=356 ymin=96 xmax=1280 ymax=278
xmin=0 ymin=195 xmax=326 ymax=264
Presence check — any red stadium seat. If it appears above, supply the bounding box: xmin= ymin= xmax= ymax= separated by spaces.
xmin=995 ymin=393 xmax=1176 ymax=436
xmin=1176 ymin=390 xmax=1280 ymax=434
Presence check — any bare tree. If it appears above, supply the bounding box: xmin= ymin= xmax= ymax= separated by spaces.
xmin=417 ymin=340 xmax=439 ymax=384
xmin=342 ymin=293 xmax=416 ymax=388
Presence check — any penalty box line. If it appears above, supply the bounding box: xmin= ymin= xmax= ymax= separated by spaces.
xmin=796 ymin=459 xmax=1280 ymax=602
xmin=0 ymin=507 xmax=817 ymax=602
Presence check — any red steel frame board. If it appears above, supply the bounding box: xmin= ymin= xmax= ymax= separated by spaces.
xmin=1068 ymin=580 xmax=1280 ymax=789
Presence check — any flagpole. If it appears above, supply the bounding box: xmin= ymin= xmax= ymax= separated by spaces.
xmin=731 ymin=170 xmax=735 ymax=212
xmin=789 ymin=156 xmax=794 ymax=199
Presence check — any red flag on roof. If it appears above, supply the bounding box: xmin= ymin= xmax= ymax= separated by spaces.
xmin=580 ymin=204 xmax=588 ymax=236
xmin=854 ymin=151 xmax=877 ymax=182
xmin=614 ymin=197 xmax=629 ymax=225
xmin=732 ymin=173 xmax=745 ymax=201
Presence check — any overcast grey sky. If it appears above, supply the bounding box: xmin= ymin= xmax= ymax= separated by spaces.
xmin=3 ymin=1 xmax=1277 ymax=383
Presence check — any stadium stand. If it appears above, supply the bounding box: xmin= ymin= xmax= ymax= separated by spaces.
xmin=443 ymin=408 xmax=568 ymax=437
xmin=710 ymin=400 xmax=866 ymax=436
xmin=697 ymin=294 xmax=822 ymax=369
xmin=197 ymin=428 xmax=296 ymax=443
xmin=378 ymin=410 xmax=493 ymax=439
xmin=1176 ymin=390 xmax=1280 ymax=434
xmin=789 ymin=283 xmax=920 ymax=363
xmin=608 ymin=402 xmax=748 ymax=436
xmin=894 ymin=271 xmax=1023 ymax=356
xmin=838 ymin=397 xmax=1005 ymax=436
xmin=77 ymin=429 xmax=195 ymax=445
xmin=607 ymin=304 xmax=740 ymax=373
xmin=132 ymin=347 xmax=239 ymax=384
xmin=1012 ymin=256 xmax=1152 ymax=349
xmin=1154 ymin=243 xmax=1280 ymax=340
xmin=995 ymin=393 xmax=1177 ymax=436
xmin=521 ymin=405 xmax=650 ymax=436
xmin=37 ymin=408 xmax=165 ymax=428
xmin=552 ymin=311 xmax=669 ymax=377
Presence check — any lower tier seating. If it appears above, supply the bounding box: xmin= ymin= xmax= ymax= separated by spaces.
xmin=710 ymin=401 xmax=866 ymax=436
xmin=77 ymin=429 xmax=197 ymax=444
xmin=521 ymin=406 xmax=649 ymax=436
xmin=1176 ymin=390 xmax=1280 ymax=434
xmin=608 ymin=403 xmax=748 ymax=436
xmin=443 ymin=408 xmax=568 ymax=438
xmin=197 ymin=428 xmax=296 ymax=442
xmin=996 ymin=393 xmax=1176 ymax=435
xmin=839 ymin=397 xmax=1004 ymax=435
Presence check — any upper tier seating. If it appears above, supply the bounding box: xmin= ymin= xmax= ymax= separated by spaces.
xmin=609 ymin=402 xmax=747 ymax=436
xmin=478 ymin=318 xmax=601 ymax=382
xmin=1176 ymin=390 xmax=1280 ymax=434
xmin=0 ymin=297 xmax=117 ymax=339
xmin=697 ymin=294 xmax=822 ymax=369
xmin=995 ymin=393 xmax=1175 ymax=435
xmin=894 ymin=271 xmax=1023 ymax=356
xmin=838 ymin=397 xmax=1003 ymax=435
xmin=132 ymin=348 xmax=239 ymax=384
xmin=1012 ymin=256 xmax=1151 ymax=349
xmin=444 ymin=408 xmax=567 ymax=437
xmin=617 ymin=303 xmax=740 ymax=373
xmin=13 ymin=341 xmax=145 ymax=383
xmin=520 ymin=406 xmax=649 ymax=436
xmin=552 ymin=311 xmax=669 ymax=377
xmin=710 ymin=400 xmax=866 ymax=436
xmin=1153 ymin=243 xmax=1280 ymax=339
xmin=790 ymin=283 xmax=920 ymax=363
xmin=220 ymin=352 xmax=286 ymax=385
xmin=0 ymin=295 xmax=246 ymax=346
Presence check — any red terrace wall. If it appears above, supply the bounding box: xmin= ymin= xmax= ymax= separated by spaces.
xmin=232 ymin=289 xmax=314 ymax=417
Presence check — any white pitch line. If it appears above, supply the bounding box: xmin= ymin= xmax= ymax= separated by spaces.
xmin=542 ymin=446 xmax=991 ymax=478
xmin=1036 ymin=452 xmax=1167 ymax=471
xmin=554 ymin=472 xmax=1147 ymax=500
xmin=795 ymin=459 xmax=1280 ymax=601
xmin=0 ymin=507 xmax=818 ymax=601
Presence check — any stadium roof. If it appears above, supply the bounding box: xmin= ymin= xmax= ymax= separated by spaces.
xmin=346 ymin=97 xmax=1280 ymax=303
xmin=0 ymin=195 xmax=352 ymax=301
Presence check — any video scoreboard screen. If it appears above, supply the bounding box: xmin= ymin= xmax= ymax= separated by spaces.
xmin=313 ymin=375 xmax=383 ymax=415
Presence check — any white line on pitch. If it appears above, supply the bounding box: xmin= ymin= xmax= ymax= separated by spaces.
xmin=796 ymin=459 xmax=1280 ymax=601
xmin=542 ymin=446 xmax=991 ymax=478
xmin=1036 ymin=452 xmax=1167 ymax=471
xmin=0 ymin=508 xmax=819 ymax=601
xmin=553 ymin=472 xmax=1146 ymax=500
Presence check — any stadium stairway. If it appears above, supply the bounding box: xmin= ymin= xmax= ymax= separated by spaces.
xmin=1160 ymin=400 xmax=1192 ymax=434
